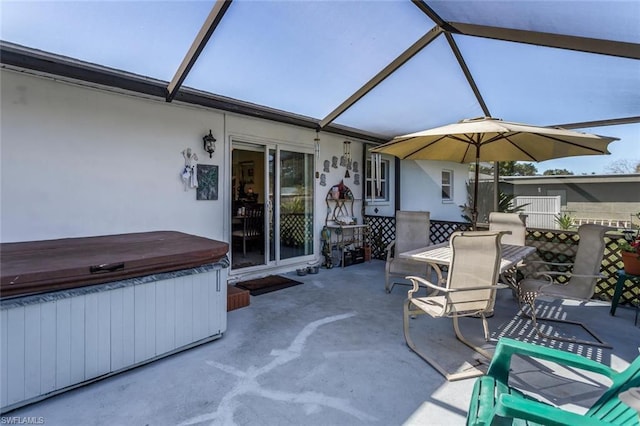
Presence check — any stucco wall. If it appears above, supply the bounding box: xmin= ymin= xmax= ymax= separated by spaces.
xmin=400 ymin=160 xmax=469 ymax=222
xmin=1 ymin=69 xmax=467 ymax=260
xmin=1 ymin=71 xmax=223 ymax=242
xmin=0 ymin=70 xmax=368 ymax=251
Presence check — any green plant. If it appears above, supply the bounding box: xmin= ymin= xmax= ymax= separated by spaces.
xmin=459 ymin=181 xmax=528 ymax=223
xmin=281 ymin=185 xmax=308 ymax=214
xmin=554 ymin=213 xmax=575 ymax=230
xmin=619 ymin=211 xmax=640 ymax=256
xmin=619 ymin=238 xmax=640 ymax=254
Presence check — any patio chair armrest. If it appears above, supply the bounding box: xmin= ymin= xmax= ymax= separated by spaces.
xmin=487 ymin=338 xmax=616 ymax=383
xmin=495 ymin=394 xmax=612 ymax=426
xmin=406 ymin=275 xmax=441 ymax=297
xmin=565 ymin=273 xmax=606 ymax=279
xmin=534 ymin=271 xmax=605 ymax=282
xmin=525 ymin=260 xmax=574 ymax=269
xmin=385 ymin=240 xmax=396 ymax=261
xmin=446 ymin=283 xmax=508 ymax=292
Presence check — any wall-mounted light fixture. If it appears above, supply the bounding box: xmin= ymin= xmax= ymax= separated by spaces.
xmin=202 ymin=129 xmax=216 ymax=158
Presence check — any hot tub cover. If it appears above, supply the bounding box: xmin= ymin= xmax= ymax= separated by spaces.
xmin=1 ymin=231 xmax=229 ymax=299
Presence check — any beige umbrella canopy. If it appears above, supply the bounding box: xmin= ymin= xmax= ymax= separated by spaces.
xmin=370 ymin=116 xmax=618 ymax=224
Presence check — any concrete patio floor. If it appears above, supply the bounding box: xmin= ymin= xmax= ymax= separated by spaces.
xmin=7 ymin=260 xmax=640 ymax=425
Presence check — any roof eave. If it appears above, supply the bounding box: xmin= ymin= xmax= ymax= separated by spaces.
xmin=0 ymin=41 xmax=388 ymax=144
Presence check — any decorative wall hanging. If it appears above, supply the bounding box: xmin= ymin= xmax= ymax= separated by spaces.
xmin=353 ymin=161 xmax=359 ymax=173
xmin=314 ymin=131 xmax=321 ymax=180
xmin=323 ymin=160 xmax=330 ymax=173
xmin=372 ymin=153 xmax=382 ymax=197
xmin=331 ymin=156 xmax=338 ymax=168
xmin=181 ymin=148 xmax=199 ymax=191
xmin=196 ymin=164 xmax=219 ymax=200
xmin=320 ymin=173 xmax=327 ymax=186
xmin=354 ymin=174 xmax=360 ymax=185
xmin=343 ymin=140 xmax=351 ymax=178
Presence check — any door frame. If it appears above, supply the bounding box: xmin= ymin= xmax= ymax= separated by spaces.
xmin=229 ymin=135 xmax=316 ymax=277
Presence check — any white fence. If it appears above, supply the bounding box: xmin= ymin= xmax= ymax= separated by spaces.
xmin=514 ymin=196 xmax=561 ymax=229
xmin=572 ymin=218 xmax=633 ymax=228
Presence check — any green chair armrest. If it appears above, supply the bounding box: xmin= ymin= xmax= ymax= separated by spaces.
xmin=488 ymin=338 xmax=616 ymax=383
xmin=496 ymin=394 xmax=614 ymax=426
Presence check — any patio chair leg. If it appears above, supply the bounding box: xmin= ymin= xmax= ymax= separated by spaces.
xmin=520 ymin=300 xmax=612 ymax=349
xmin=403 ymin=299 xmax=486 ymax=381
xmin=452 ymin=315 xmax=493 ymax=361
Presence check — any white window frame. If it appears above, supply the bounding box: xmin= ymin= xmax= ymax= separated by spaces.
xmin=441 ymin=169 xmax=453 ymax=203
xmin=365 ymin=158 xmax=390 ymax=204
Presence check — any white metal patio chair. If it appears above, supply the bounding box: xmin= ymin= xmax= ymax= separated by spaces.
xmin=403 ymin=231 xmax=507 ymax=381
xmin=489 ymin=212 xmax=527 ymax=297
xmin=518 ymin=223 xmax=611 ymax=347
xmin=385 ymin=211 xmax=431 ymax=293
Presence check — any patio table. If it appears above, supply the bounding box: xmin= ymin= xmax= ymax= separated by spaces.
xmin=399 ymin=242 xmax=536 ymax=286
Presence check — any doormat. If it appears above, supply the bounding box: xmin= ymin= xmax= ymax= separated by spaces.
xmin=235 ymin=275 xmax=303 ymax=296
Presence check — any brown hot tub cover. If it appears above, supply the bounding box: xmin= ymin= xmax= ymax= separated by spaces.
xmin=1 ymin=231 xmax=229 ymax=299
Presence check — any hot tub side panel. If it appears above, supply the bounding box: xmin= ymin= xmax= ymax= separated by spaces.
xmin=1 ymin=265 xmax=228 ymax=413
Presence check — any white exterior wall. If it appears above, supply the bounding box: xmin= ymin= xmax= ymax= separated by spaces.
xmin=0 ymin=70 xmax=367 ymax=270
xmin=1 ymin=69 xmax=462 ymax=266
xmin=400 ymin=160 xmax=469 ymax=222
xmin=1 ymin=70 xmax=225 ymax=242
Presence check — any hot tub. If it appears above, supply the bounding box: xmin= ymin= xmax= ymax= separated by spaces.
xmin=1 ymin=231 xmax=229 ymax=413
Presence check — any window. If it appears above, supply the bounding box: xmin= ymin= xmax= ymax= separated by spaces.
xmin=365 ymin=158 xmax=389 ymax=202
xmin=442 ymin=170 xmax=453 ymax=202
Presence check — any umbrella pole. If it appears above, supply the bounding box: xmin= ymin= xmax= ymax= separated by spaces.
xmin=472 ymin=149 xmax=480 ymax=229
xmin=494 ymin=161 xmax=499 ymax=213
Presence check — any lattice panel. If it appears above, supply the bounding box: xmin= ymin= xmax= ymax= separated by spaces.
xmin=364 ymin=216 xmax=395 ymax=260
xmin=280 ymin=213 xmax=313 ymax=248
xmin=430 ymin=220 xmax=473 ymax=244
xmin=525 ymin=228 xmax=635 ymax=305
xmin=364 ymin=217 xmax=637 ymax=306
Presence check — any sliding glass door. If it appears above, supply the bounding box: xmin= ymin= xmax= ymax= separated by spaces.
xmin=277 ymin=150 xmax=314 ymax=260
xmin=232 ymin=142 xmax=314 ymax=271
xmin=231 ymin=146 xmax=266 ymax=269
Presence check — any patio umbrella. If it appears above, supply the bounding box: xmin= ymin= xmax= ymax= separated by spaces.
xmin=370 ymin=116 xmax=617 ymax=225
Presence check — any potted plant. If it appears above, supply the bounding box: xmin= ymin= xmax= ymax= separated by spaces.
xmin=620 ymin=215 xmax=640 ymax=275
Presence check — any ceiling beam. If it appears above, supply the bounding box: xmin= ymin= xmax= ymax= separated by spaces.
xmin=449 ymin=22 xmax=640 ymax=60
xmin=0 ymin=41 xmax=388 ymax=143
xmin=175 ymin=88 xmax=388 ymax=142
xmin=551 ymin=116 xmax=640 ymax=129
xmin=412 ymin=1 xmax=491 ymax=116
xmin=318 ymin=25 xmax=444 ymax=129
xmin=165 ymin=0 xmax=233 ymax=102
xmin=444 ymin=32 xmax=491 ymax=117
xmin=411 ymin=0 xmax=456 ymax=32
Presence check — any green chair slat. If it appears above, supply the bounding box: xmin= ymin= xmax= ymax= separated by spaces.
xmin=466 ymin=338 xmax=640 ymax=426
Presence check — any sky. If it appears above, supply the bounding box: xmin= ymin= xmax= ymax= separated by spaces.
xmin=535 ymin=123 xmax=639 ymax=175
xmin=1 ymin=0 xmax=638 ymax=175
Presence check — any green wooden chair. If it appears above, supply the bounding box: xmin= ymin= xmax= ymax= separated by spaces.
xmin=467 ymin=338 xmax=640 ymax=426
